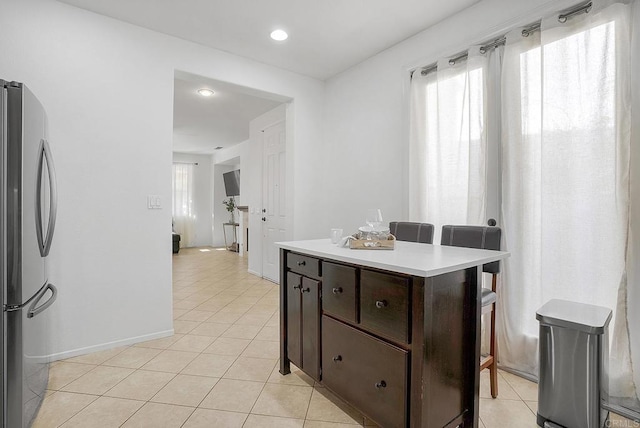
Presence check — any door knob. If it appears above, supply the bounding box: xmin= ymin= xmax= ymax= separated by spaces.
xmin=262 ymin=208 xmax=266 ymax=213
xmin=333 ymin=355 xmax=342 ymax=362
xmin=375 ymin=300 xmax=388 ymax=309
xmin=332 ymin=287 xmax=343 ymax=294
xmin=262 ymin=217 xmax=266 ymax=221
xmin=375 ymin=380 xmax=387 ymax=388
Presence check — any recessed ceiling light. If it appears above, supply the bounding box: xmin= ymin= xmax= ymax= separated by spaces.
xmin=270 ymin=29 xmax=288 ymax=41
xmin=197 ymin=88 xmax=214 ymax=97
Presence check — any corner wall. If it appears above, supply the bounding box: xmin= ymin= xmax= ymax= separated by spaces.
xmin=0 ymin=0 xmax=323 ymax=358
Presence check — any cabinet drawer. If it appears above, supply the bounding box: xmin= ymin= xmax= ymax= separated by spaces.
xmin=322 ymin=262 xmax=357 ymax=323
xmin=360 ymin=270 xmax=410 ymax=344
xmin=287 ymin=253 xmax=321 ymax=278
xmin=322 ymin=316 xmax=408 ymax=428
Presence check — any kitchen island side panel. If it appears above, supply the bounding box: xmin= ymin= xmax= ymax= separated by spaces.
xmin=421 ymin=268 xmax=480 ymax=428
xmin=279 ymin=248 xmax=290 ymax=375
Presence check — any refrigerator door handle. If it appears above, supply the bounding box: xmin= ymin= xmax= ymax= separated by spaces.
xmin=3 ymin=281 xmax=46 ymax=312
xmin=27 ymin=283 xmax=57 ymax=318
xmin=35 ymin=138 xmax=58 ymax=257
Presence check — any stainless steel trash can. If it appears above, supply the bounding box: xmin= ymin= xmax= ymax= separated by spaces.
xmin=536 ymin=299 xmax=612 ymax=428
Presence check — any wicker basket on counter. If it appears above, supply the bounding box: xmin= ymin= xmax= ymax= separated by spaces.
xmin=348 ymin=234 xmax=396 ymax=250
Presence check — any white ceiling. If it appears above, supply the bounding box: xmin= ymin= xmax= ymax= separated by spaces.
xmin=59 ymin=0 xmax=480 ymax=154
xmin=58 ymin=0 xmax=479 ymax=80
xmin=172 ymin=72 xmax=285 ymax=154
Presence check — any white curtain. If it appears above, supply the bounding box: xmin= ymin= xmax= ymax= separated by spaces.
xmin=409 ymin=47 xmax=489 ymax=242
xmin=500 ymin=0 xmax=636 ymax=403
xmin=172 ymin=163 xmax=196 ymax=248
xmin=629 ymin=0 xmax=640 ymax=407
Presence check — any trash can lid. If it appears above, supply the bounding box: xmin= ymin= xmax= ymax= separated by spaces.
xmin=536 ymin=299 xmax=612 ymax=335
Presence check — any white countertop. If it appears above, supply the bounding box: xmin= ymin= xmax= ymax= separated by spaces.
xmin=276 ymin=239 xmax=510 ymax=277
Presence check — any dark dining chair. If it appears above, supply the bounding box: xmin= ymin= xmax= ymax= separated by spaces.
xmin=389 ymin=221 xmax=434 ymax=244
xmin=440 ymin=223 xmax=501 ymax=398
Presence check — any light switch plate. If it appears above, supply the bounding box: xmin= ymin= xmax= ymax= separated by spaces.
xmin=147 ymin=195 xmax=162 ymax=209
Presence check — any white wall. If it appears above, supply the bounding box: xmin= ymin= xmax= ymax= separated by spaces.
xmin=172 ymin=153 xmax=213 ymax=247
xmin=0 ymin=0 xmax=323 ymax=358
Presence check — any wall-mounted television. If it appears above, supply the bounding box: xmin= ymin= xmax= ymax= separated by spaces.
xmin=223 ymin=169 xmax=240 ymax=196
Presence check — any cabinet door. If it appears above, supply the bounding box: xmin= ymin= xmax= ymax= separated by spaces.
xmin=286 ymin=272 xmax=302 ymax=368
xmin=301 ymin=277 xmax=320 ymax=381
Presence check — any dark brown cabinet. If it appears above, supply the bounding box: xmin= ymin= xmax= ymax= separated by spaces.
xmin=322 ymin=268 xmax=411 ymax=428
xmin=284 ymin=258 xmax=321 ymax=381
xmin=280 ymin=247 xmax=484 ymax=428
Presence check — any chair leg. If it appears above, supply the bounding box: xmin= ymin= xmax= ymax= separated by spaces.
xmin=489 ymin=301 xmax=498 ymax=398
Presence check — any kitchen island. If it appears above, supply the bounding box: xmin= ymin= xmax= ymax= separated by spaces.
xmin=277 ymin=239 xmax=509 ymax=428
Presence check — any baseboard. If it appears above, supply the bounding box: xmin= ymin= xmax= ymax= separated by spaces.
xmin=497 ymin=365 xmax=539 ymax=383
xmin=47 ymin=329 xmax=175 ymax=362
xmin=248 ymin=269 xmax=262 ymax=277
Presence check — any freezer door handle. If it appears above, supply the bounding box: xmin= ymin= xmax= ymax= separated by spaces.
xmin=27 ymin=283 xmax=57 ymax=318
xmin=35 ymin=138 xmax=58 ymax=257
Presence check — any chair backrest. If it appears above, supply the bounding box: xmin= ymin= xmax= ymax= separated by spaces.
xmin=389 ymin=222 xmax=434 ymax=244
xmin=440 ymin=225 xmax=502 ymax=273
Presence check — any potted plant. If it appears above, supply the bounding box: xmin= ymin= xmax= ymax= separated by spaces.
xmin=223 ymin=197 xmax=237 ymax=224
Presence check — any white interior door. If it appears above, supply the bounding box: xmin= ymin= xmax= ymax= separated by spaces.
xmin=261 ymin=120 xmax=286 ymax=282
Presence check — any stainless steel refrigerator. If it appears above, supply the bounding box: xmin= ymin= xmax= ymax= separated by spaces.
xmin=1 ymin=80 xmax=58 ymax=427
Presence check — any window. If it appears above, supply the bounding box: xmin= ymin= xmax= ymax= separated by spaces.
xmin=409 ymin=51 xmax=490 ymax=243
xmin=172 ymin=163 xmax=196 ymax=247
xmin=409 ymin=1 xmax=637 ymax=412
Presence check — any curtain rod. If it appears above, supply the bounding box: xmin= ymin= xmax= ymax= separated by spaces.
xmin=559 ymin=1 xmax=593 ymax=22
xmin=415 ymin=0 xmax=593 ymax=77
xmin=173 ymin=161 xmax=199 ymax=165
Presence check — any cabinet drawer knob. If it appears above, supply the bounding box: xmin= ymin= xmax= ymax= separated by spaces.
xmin=293 ymin=284 xmax=301 ymax=290
xmin=375 ymin=380 xmax=387 ymax=389
xmin=375 ymin=300 xmax=388 ymax=309
xmin=301 ymin=287 xmax=310 ymax=293
xmin=332 ymin=287 xmax=343 ymax=294
xmin=297 ymin=261 xmax=306 ymax=266
xmin=332 ymin=355 xmax=342 ymax=362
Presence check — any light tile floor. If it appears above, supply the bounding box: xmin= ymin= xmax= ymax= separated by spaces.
xmin=33 ymin=247 xmax=639 ymax=428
